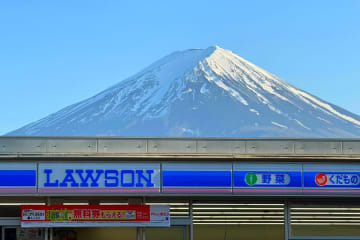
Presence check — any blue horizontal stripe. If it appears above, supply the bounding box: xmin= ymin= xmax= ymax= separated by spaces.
xmin=0 ymin=170 xmax=36 ymax=186
xmin=163 ymin=171 xmax=231 ymax=187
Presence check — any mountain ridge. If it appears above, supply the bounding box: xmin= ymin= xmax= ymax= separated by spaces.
xmin=7 ymin=46 xmax=360 ymax=137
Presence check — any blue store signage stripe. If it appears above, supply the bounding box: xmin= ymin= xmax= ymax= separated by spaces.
xmin=0 ymin=170 xmax=36 ymax=187
xmin=163 ymin=171 xmax=231 ymax=187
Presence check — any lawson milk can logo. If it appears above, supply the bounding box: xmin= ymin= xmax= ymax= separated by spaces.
xmin=43 ymin=169 xmax=155 ymax=188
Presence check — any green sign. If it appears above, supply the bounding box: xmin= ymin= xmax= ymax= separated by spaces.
xmin=245 ymin=173 xmax=258 ymax=185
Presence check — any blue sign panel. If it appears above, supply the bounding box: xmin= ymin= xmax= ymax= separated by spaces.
xmin=0 ymin=162 xmax=37 ymax=194
xmin=304 ymin=172 xmax=360 ymax=188
xmin=0 ymin=170 xmax=36 ymax=186
xmin=234 ymin=171 xmax=301 ymax=187
xmin=163 ymin=171 xmax=231 ymax=187
xmin=162 ymin=163 xmax=232 ymax=193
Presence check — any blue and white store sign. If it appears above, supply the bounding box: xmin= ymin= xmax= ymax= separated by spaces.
xmin=303 ymin=164 xmax=360 ymax=194
xmin=0 ymin=162 xmax=37 ymax=193
xmin=233 ymin=163 xmax=302 ymax=194
xmin=38 ymin=162 xmax=161 ymax=193
xmin=3 ymin=162 xmax=360 ymax=196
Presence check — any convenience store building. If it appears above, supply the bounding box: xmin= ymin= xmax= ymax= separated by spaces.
xmin=1 ymin=137 xmax=360 ymax=240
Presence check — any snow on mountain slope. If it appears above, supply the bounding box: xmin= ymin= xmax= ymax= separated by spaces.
xmin=6 ymin=46 xmax=360 ymax=137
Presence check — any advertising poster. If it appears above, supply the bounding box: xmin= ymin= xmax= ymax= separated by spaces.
xmin=21 ymin=205 xmax=170 ymax=228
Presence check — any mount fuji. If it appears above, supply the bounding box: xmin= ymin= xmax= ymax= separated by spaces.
xmin=7 ymin=46 xmax=360 ymax=137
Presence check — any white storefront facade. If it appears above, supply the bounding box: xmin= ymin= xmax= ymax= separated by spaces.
xmin=1 ymin=137 xmax=360 ymax=240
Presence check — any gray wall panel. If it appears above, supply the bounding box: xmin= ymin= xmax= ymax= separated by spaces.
xmin=295 ymin=141 xmax=341 ymax=154
xmin=343 ymin=141 xmax=360 ymax=154
xmin=197 ymin=140 xmax=245 ymax=154
xmin=1 ymin=137 xmax=360 ymax=156
xmin=47 ymin=139 xmax=97 ymax=153
xmin=0 ymin=138 xmax=47 ymax=153
xmin=98 ymin=139 xmax=147 ymax=153
xmin=148 ymin=140 xmax=196 ymax=153
xmin=246 ymin=140 xmax=294 ymax=154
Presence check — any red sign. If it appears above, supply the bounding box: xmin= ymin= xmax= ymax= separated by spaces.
xmin=21 ymin=205 xmax=169 ymax=227
xmin=315 ymin=173 xmax=328 ymax=186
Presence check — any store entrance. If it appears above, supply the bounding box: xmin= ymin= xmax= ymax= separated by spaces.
xmin=2 ymin=227 xmax=16 ymax=240
xmin=0 ymin=227 xmax=187 ymax=240
xmin=53 ymin=226 xmax=188 ymax=240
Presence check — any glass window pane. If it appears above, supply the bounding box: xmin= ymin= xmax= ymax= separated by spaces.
xmin=193 ymin=202 xmax=284 ymax=240
xmin=292 ymin=224 xmax=360 ymax=236
xmin=194 ymin=224 xmax=284 ymax=240
xmin=17 ymin=228 xmax=44 ymax=240
xmin=55 ymin=228 xmax=136 ymax=240
xmin=291 ymin=203 xmax=360 ymax=237
xmin=146 ymin=226 xmax=185 ymax=240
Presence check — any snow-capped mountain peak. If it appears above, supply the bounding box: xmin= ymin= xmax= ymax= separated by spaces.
xmin=7 ymin=46 xmax=360 ymax=137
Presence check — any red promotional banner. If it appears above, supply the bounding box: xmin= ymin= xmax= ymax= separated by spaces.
xmin=21 ymin=205 xmax=169 ymax=227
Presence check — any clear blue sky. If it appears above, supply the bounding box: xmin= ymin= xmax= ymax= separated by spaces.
xmin=0 ymin=1 xmax=359 ymax=135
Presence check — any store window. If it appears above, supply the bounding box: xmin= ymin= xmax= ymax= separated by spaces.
xmin=17 ymin=228 xmax=44 ymax=240
xmin=146 ymin=226 xmax=187 ymax=240
xmin=192 ymin=202 xmax=285 ymax=240
xmin=290 ymin=203 xmax=360 ymax=238
xmin=194 ymin=224 xmax=284 ymax=240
